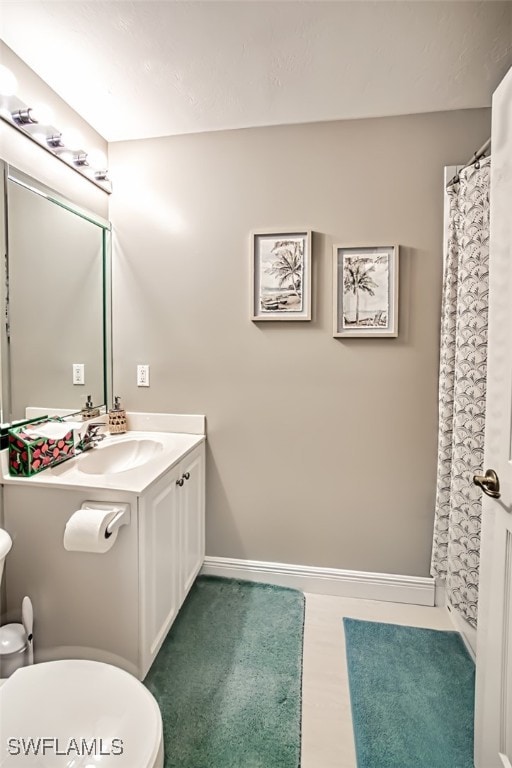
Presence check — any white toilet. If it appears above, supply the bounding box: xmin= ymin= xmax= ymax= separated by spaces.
xmin=0 ymin=528 xmax=164 ymax=767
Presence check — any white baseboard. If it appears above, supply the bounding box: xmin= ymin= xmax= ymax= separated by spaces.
xmin=434 ymin=581 xmax=446 ymax=607
xmin=201 ymin=556 xmax=436 ymax=606
xmin=446 ymin=603 xmax=477 ymax=661
xmin=433 ymin=578 xmax=477 ymax=659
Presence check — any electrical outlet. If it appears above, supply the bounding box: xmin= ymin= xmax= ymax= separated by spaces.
xmin=73 ymin=363 xmax=85 ymax=385
xmin=137 ymin=364 xmax=150 ymax=387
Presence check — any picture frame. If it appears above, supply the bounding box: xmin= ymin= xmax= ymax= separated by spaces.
xmin=332 ymin=244 xmax=399 ymax=337
xmin=251 ymin=230 xmax=312 ymax=321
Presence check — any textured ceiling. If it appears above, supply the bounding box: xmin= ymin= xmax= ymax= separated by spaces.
xmin=1 ymin=1 xmax=511 ymax=142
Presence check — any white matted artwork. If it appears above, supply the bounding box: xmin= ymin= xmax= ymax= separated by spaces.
xmin=332 ymin=245 xmax=399 ymax=337
xmin=251 ymin=230 xmax=312 ymax=321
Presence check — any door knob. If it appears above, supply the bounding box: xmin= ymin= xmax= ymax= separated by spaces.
xmin=473 ymin=469 xmax=501 ymax=499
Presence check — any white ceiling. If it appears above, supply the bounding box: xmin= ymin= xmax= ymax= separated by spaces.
xmin=1 ymin=1 xmax=511 ymax=142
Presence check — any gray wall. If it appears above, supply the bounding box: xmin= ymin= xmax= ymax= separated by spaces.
xmin=109 ymin=108 xmax=491 ymax=577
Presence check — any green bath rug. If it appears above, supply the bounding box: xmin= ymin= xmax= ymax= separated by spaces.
xmin=145 ymin=576 xmax=304 ymax=768
xmin=343 ymin=618 xmax=475 ymax=768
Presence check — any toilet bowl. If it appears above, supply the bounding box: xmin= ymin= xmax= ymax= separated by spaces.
xmin=0 ymin=659 xmax=164 ymax=767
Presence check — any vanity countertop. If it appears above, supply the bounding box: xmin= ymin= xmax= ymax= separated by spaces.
xmin=0 ymin=430 xmax=205 ymax=494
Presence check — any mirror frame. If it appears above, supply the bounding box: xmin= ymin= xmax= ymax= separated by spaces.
xmin=0 ymin=161 xmax=112 ymax=426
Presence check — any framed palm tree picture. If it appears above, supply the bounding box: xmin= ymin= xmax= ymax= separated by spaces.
xmin=333 ymin=244 xmax=399 ymax=337
xmin=251 ymin=230 xmax=312 ymax=321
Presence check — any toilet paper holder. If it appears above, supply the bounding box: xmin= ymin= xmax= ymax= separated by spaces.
xmin=105 ymin=507 xmax=129 ymax=539
xmin=80 ymin=502 xmax=130 ymax=539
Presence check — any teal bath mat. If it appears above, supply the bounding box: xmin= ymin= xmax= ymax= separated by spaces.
xmin=343 ymin=618 xmax=475 ymax=768
xmin=145 ymin=576 xmax=304 ymax=768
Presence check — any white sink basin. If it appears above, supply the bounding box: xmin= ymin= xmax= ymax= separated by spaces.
xmin=1 ymin=430 xmax=204 ymax=494
xmin=77 ymin=438 xmax=164 ymax=475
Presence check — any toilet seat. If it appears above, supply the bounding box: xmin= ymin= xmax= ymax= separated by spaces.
xmin=0 ymin=659 xmax=163 ymax=767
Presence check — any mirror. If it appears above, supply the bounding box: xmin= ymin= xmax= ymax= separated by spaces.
xmin=0 ymin=162 xmax=112 ymax=424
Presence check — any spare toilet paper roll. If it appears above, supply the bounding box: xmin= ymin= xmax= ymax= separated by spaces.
xmin=64 ymin=506 xmax=120 ymax=554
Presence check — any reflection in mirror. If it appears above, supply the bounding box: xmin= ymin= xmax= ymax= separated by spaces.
xmin=0 ymin=163 xmax=112 ymax=424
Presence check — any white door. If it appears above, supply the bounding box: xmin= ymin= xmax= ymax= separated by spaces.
xmin=474 ymin=66 xmax=512 ymax=768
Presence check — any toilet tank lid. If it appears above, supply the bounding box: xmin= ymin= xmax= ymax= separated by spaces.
xmin=0 ymin=623 xmax=26 ymax=655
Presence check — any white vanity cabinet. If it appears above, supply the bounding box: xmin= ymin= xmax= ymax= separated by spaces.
xmin=2 ymin=435 xmax=205 ymax=681
xmin=139 ymin=444 xmax=205 ymax=677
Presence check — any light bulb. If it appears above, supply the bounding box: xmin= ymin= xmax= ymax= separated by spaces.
xmin=31 ymin=130 xmax=49 ymax=144
xmin=0 ymin=65 xmax=17 ymax=96
xmin=30 ymin=103 xmax=55 ymax=126
xmin=61 ymin=128 xmax=84 ymax=151
xmin=59 ymin=149 xmax=75 ymax=164
xmin=86 ymin=149 xmax=107 ymax=170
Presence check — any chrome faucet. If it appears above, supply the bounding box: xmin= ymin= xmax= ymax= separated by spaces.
xmin=77 ymin=422 xmax=106 ymax=452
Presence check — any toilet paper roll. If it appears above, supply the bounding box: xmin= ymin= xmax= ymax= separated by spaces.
xmin=63 ymin=506 xmax=120 ymax=554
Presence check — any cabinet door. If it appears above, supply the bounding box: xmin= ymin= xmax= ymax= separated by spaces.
xmin=180 ymin=445 xmax=205 ymax=600
xmin=139 ymin=463 xmax=181 ymax=677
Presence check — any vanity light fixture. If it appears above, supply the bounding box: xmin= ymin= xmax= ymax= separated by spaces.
xmin=11 ymin=107 xmax=37 ymax=125
xmin=0 ymin=66 xmax=111 ymax=194
xmin=46 ymin=132 xmax=64 ymax=148
xmin=58 ymin=149 xmax=87 ymax=166
xmin=72 ymin=152 xmax=89 ymax=166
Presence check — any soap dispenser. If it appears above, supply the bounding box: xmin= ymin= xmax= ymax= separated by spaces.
xmin=81 ymin=395 xmax=100 ymax=421
xmin=108 ymin=396 xmax=127 ymax=434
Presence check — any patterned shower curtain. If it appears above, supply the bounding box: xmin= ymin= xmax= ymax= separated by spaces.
xmin=430 ymin=157 xmax=491 ymax=628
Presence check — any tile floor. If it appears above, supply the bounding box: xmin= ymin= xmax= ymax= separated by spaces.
xmin=301 ymin=593 xmax=454 ymax=768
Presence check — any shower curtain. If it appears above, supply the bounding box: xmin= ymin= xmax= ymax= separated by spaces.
xmin=431 ymin=157 xmax=491 ymax=628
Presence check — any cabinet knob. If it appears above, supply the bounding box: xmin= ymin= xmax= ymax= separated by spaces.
xmin=176 ymin=478 xmax=185 ymax=487
xmin=183 ymin=472 xmax=190 ymax=481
